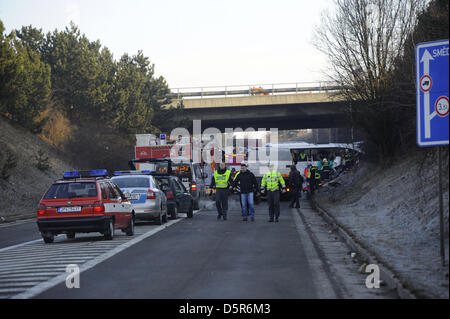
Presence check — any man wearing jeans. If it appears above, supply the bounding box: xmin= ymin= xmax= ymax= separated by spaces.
xmin=232 ymin=162 xmax=259 ymax=221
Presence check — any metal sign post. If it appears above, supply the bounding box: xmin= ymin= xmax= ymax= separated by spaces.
xmin=438 ymin=146 xmax=445 ymax=266
xmin=416 ymin=39 xmax=449 ymax=267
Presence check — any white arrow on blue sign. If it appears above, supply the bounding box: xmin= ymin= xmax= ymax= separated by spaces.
xmin=416 ymin=39 xmax=449 ymax=147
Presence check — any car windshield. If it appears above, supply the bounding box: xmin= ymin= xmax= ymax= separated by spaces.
xmin=113 ymin=177 xmax=150 ymax=188
xmin=44 ymin=182 xmax=98 ymax=199
xmin=154 ymin=177 xmax=170 ymax=189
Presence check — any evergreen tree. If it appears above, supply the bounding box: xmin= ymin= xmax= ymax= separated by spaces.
xmin=0 ymin=20 xmax=51 ymax=131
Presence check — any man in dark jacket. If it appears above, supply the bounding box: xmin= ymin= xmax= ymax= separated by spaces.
xmin=288 ymin=165 xmax=303 ymax=208
xmin=232 ymin=162 xmax=259 ymax=221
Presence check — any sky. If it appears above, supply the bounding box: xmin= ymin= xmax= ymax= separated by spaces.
xmin=0 ymin=0 xmax=333 ymax=89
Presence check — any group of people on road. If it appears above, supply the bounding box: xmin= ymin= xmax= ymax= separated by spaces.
xmin=210 ymin=162 xmax=305 ymax=223
xmin=210 ymin=148 xmax=359 ymax=221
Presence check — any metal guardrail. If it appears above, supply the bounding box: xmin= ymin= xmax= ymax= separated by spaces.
xmin=167 ymin=81 xmax=340 ymax=99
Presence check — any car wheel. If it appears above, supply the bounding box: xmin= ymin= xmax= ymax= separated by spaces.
xmin=155 ymin=211 xmax=163 ymax=225
xmin=104 ymin=218 xmax=114 ymax=240
xmin=187 ymin=204 xmax=193 ymax=218
xmin=125 ymin=215 xmax=135 ymax=236
xmin=170 ymin=205 xmax=178 ymax=219
xmin=42 ymin=234 xmax=54 ymax=244
xmin=193 ymin=198 xmax=199 ymax=210
xmin=162 ymin=206 xmax=167 ymax=223
xmin=66 ymin=232 xmax=75 ymax=239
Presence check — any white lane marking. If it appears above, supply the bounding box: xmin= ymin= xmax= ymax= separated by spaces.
xmin=0 ymin=258 xmax=93 ymax=268
xmin=0 ymin=239 xmax=43 ymax=253
xmin=0 ymin=288 xmax=26 ymax=294
xmin=1 ymin=282 xmax=42 ymax=288
xmin=0 ymin=269 xmax=66 ymax=275
xmin=0 ymin=276 xmax=55 ymax=281
xmin=0 ymin=250 xmax=102 ymax=257
xmin=12 ymin=217 xmax=184 ymax=299
xmin=0 ymin=254 xmax=101 ymax=262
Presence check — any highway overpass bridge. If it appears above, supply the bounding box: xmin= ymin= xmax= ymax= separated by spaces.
xmin=165 ymin=82 xmax=351 ymax=132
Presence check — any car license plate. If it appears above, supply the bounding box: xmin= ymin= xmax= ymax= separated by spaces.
xmin=130 ymin=194 xmax=140 ymax=201
xmin=58 ymin=206 xmax=82 ymax=213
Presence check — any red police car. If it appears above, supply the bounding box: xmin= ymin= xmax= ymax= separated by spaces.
xmin=36 ymin=170 xmax=135 ymax=243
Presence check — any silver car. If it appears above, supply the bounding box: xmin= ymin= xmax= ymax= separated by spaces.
xmin=111 ymin=173 xmax=168 ymax=224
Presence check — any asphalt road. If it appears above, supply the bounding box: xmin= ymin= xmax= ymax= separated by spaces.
xmin=34 ymin=198 xmax=321 ymax=298
xmin=0 ymin=219 xmax=41 ymax=249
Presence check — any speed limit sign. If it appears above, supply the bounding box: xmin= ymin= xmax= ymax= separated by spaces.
xmin=435 ymin=96 xmax=449 ymax=117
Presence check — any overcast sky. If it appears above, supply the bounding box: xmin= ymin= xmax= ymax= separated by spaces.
xmin=1 ymin=0 xmax=334 ymax=89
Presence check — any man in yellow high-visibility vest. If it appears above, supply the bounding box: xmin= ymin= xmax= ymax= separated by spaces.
xmin=260 ymin=163 xmax=286 ymax=222
xmin=210 ymin=162 xmax=232 ymax=220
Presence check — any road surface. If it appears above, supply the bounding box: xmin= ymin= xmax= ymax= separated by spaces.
xmin=0 ymin=196 xmax=396 ymax=299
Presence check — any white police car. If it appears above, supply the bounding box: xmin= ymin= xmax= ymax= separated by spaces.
xmin=111 ymin=171 xmax=168 ymax=225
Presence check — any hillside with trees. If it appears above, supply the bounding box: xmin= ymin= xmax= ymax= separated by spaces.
xmin=0 ymin=20 xmax=182 ymax=171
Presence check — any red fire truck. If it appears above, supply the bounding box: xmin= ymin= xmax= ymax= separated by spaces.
xmin=133 ymin=134 xmax=206 ymax=210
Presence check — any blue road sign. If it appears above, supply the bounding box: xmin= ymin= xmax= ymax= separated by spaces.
xmin=416 ymin=40 xmax=449 ymax=147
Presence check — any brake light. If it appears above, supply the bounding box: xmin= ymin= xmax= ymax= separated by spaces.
xmin=147 ymin=189 xmax=156 ymax=199
xmin=93 ymin=201 xmax=105 ymax=213
xmin=166 ymin=190 xmax=174 ymax=199
xmin=37 ymin=203 xmax=46 ymax=216
xmin=191 ymin=183 xmax=197 ymax=191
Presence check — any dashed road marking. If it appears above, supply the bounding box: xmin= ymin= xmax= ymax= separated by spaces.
xmin=0 ymin=210 xmax=204 ymax=299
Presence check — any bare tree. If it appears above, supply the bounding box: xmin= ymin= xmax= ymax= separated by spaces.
xmin=314 ymin=0 xmax=425 ymax=102
xmin=313 ymin=0 xmax=428 ymax=160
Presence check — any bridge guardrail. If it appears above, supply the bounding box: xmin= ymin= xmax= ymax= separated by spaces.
xmin=167 ymin=81 xmax=340 ymax=99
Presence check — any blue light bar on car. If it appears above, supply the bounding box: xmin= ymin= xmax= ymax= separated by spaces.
xmin=89 ymin=169 xmax=108 ymax=177
xmin=63 ymin=171 xmax=80 ymax=178
xmin=113 ymin=170 xmax=153 ymax=175
xmin=63 ymin=169 xmax=108 ymax=179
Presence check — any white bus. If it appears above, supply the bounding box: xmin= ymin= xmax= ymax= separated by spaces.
xmin=268 ymin=142 xmax=363 ymax=177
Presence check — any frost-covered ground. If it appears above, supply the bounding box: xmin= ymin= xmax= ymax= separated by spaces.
xmin=315 ymin=150 xmax=449 ymax=298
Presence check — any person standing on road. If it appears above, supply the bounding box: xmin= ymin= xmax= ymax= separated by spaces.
xmin=288 ymin=165 xmax=303 ymax=208
xmin=260 ymin=163 xmax=286 ymax=223
xmin=309 ymin=165 xmax=319 ymax=194
xmin=232 ymin=162 xmax=259 ymax=221
xmin=210 ymin=162 xmax=232 ymax=220
xmin=232 ymin=169 xmax=247 ymax=217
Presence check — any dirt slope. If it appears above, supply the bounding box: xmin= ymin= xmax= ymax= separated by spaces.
xmin=0 ymin=118 xmax=78 ymax=223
